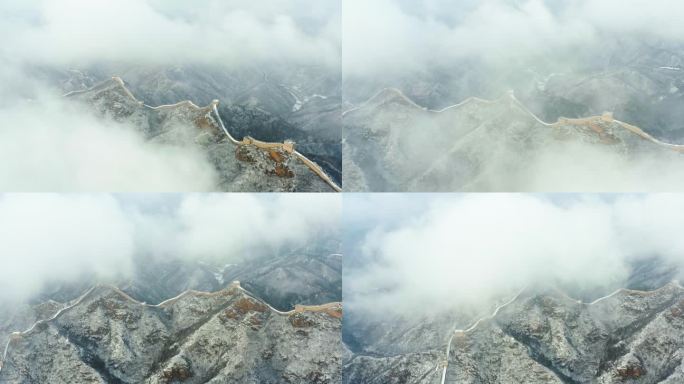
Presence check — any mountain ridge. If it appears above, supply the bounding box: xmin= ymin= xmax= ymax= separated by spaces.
xmin=343 ymin=86 xmax=684 ymax=191
xmin=345 ymin=87 xmax=684 ymax=152
xmin=344 ymin=281 xmax=684 ymax=384
xmin=0 ymin=282 xmax=342 ymax=383
xmin=66 ymin=76 xmax=341 ymax=191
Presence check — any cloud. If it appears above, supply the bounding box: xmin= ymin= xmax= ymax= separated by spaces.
xmin=174 ymin=193 xmax=341 ymax=260
xmin=521 ymin=142 xmax=684 ymax=192
xmin=0 ymin=194 xmax=135 ymax=301
xmin=343 ymin=0 xmax=684 ymax=77
xmin=0 ymin=93 xmax=219 ymax=191
xmin=354 ymin=111 xmax=684 ymax=192
xmin=0 ymin=193 xmax=340 ymax=302
xmin=577 ymin=0 xmax=684 ymax=39
xmin=346 ymin=194 xmax=684 ymax=317
xmin=0 ymin=0 xmax=339 ymax=69
xmin=433 ymin=139 xmax=684 ymax=192
xmin=342 ymin=0 xmax=684 ymax=192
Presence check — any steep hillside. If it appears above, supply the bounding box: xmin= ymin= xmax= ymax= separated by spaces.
xmin=0 ymin=283 xmax=342 ymax=383
xmin=344 ymin=282 xmax=684 ymax=384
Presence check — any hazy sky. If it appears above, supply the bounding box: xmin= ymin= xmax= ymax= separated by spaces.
xmin=343 ymin=0 xmax=684 ymax=77
xmin=345 ymin=193 xmax=684 ymax=317
xmin=0 ymin=193 xmax=340 ymax=302
xmin=0 ymin=0 xmax=339 ymax=68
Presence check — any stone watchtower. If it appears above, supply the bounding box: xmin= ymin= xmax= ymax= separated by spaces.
xmin=282 ymin=140 xmax=295 ymax=154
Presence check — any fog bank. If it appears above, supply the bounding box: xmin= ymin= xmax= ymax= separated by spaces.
xmin=346 ymin=194 xmax=684 ymax=317
xmin=0 ymin=194 xmax=340 ymax=302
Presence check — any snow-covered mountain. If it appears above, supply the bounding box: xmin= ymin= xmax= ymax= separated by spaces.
xmin=54 ymin=64 xmax=342 ymax=186
xmin=68 ymin=76 xmax=339 ymax=192
xmin=0 ymin=283 xmax=341 ymax=383
xmin=343 ymin=88 xmax=684 ymax=192
xmin=344 ymin=259 xmax=684 ymax=384
xmin=0 ymin=226 xmax=342 ymax=383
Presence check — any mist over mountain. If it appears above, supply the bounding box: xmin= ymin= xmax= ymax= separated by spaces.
xmin=0 ymin=0 xmax=341 ymax=191
xmin=1 ymin=285 xmax=342 ymax=384
xmin=0 ymin=194 xmax=340 ymax=303
xmin=0 ymin=194 xmax=342 ymax=382
xmin=343 ymin=88 xmax=684 ymax=192
xmin=343 ymin=0 xmax=684 ymax=192
xmin=49 ymin=63 xmax=343 ymax=186
xmin=344 ymin=194 xmax=684 ymax=383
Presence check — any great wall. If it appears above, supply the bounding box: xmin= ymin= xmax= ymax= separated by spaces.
xmin=437 ymin=280 xmax=683 ymax=383
xmin=0 ymin=281 xmax=342 ymax=373
xmin=344 ymin=88 xmax=684 ymax=155
xmin=65 ymin=77 xmax=342 ymax=192
xmin=507 ymin=91 xmax=684 ymax=153
xmin=439 ymin=288 xmax=526 ymax=384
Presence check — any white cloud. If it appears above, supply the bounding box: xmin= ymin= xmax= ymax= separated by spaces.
xmin=343 ymin=0 xmax=684 ymax=77
xmin=175 ymin=193 xmax=341 ymax=260
xmin=0 ymin=0 xmax=339 ymax=69
xmin=578 ymin=0 xmax=684 ymax=39
xmin=0 ymin=94 xmax=218 ymax=192
xmin=521 ymin=143 xmax=684 ymax=192
xmin=347 ymin=194 xmax=684 ymax=316
xmin=0 ymin=194 xmax=135 ymax=301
